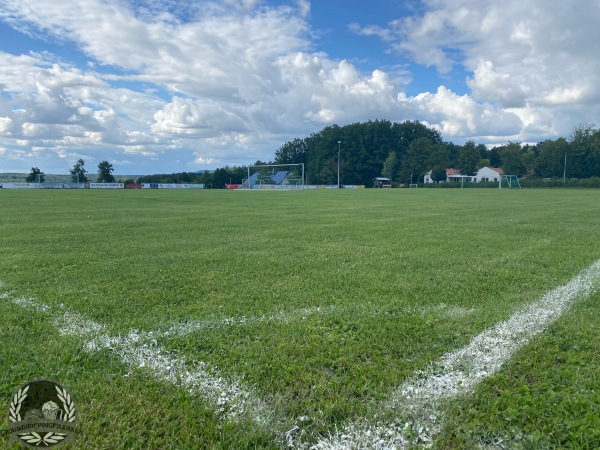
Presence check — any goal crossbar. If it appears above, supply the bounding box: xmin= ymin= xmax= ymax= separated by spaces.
xmin=245 ymin=163 xmax=305 ymax=189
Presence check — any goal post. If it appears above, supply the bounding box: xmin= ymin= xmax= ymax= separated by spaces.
xmin=499 ymin=175 xmax=521 ymax=189
xmin=244 ymin=163 xmax=305 ymax=189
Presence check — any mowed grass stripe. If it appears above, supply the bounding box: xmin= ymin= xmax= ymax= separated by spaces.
xmin=309 ymin=259 xmax=600 ymax=449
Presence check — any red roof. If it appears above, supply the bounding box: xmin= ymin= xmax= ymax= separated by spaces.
xmin=489 ymin=167 xmax=505 ymax=175
xmin=446 ymin=168 xmax=460 ymax=175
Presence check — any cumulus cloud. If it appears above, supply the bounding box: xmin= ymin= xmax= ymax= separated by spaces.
xmin=354 ymin=0 xmax=600 ymax=138
xmin=0 ymin=116 xmax=14 ymax=135
xmin=0 ymin=0 xmax=598 ymax=173
xmin=405 ymin=86 xmax=522 ymax=138
xmin=152 ymin=97 xmax=249 ymax=136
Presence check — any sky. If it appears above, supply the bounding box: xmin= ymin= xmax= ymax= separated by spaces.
xmin=0 ymin=0 xmax=599 ymax=175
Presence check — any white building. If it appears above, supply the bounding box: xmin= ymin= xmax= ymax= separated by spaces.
xmin=472 ymin=166 xmax=504 ymax=183
xmin=424 ymin=167 xmax=505 ymax=184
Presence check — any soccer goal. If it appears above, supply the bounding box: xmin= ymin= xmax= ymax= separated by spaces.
xmin=409 ymin=184 xmax=418 ymax=188
xmin=499 ymin=175 xmax=521 ymax=189
xmin=243 ymin=163 xmax=305 ymax=189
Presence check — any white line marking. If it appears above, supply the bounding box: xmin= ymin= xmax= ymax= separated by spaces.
xmin=3 ymin=294 xmax=272 ymax=424
xmin=147 ymin=303 xmax=473 ymax=340
xmin=7 ymin=260 xmax=592 ymax=450
xmin=308 ymin=259 xmax=600 ymax=449
xmin=155 ymin=305 xmax=339 ymax=338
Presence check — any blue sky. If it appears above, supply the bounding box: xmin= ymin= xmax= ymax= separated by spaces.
xmin=0 ymin=0 xmax=599 ymax=175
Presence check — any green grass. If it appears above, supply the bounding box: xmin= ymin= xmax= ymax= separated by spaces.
xmin=437 ymin=291 xmax=600 ymax=449
xmin=1 ymin=189 xmax=599 ymax=448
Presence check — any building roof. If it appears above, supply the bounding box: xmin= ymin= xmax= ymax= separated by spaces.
xmin=488 ymin=167 xmax=505 ymax=175
xmin=446 ymin=168 xmax=460 ymax=175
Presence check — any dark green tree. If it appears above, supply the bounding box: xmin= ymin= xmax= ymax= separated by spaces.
xmin=498 ymin=142 xmax=527 ymax=177
xmin=26 ymin=167 xmax=44 ymax=183
xmin=381 ymin=151 xmax=398 ymax=182
xmin=569 ymin=124 xmax=600 ymax=179
xmin=274 ymin=138 xmax=308 ymax=165
xmin=97 ymin=160 xmax=115 ymax=183
xmin=430 ymin=167 xmax=447 ymax=182
xmin=534 ymin=138 xmax=568 ymax=178
xmin=211 ymin=167 xmax=230 ymax=188
xmin=457 ymin=141 xmax=481 ymax=175
xmin=400 ymin=137 xmax=448 ymax=183
xmin=273 ymin=119 xmax=445 ymax=185
xmin=70 ymin=159 xmax=88 ymax=182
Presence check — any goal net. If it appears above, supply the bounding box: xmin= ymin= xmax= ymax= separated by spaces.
xmin=243 ymin=163 xmax=304 ymax=189
xmin=499 ymin=175 xmax=521 ymax=189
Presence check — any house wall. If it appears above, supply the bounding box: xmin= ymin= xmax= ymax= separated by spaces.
xmin=473 ymin=167 xmax=502 ymax=182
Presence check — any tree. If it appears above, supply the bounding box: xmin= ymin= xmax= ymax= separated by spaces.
xmin=400 ymin=137 xmax=449 ymax=183
xmin=381 ymin=151 xmax=398 ymax=182
xmin=498 ymin=142 xmax=527 ymax=176
xmin=534 ymin=138 xmax=569 ymax=178
xmin=274 ymin=138 xmax=308 ymax=165
xmin=97 ymin=161 xmax=115 ymax=183
xmin=457 ymin=141 xmax=481 ymax=176
xmin=70 ymin=159 xmax=88 ymax=182
xmin=26 ymin=167 xmax=44 ymax=183
xmin=211 ymin=167 xmax=230 ymax=188
xmin=569 ymin=124 xmax=600 ymax=179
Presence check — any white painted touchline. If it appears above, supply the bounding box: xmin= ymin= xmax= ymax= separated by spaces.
xmin=2 ymin=294 xmax=272 ymax=425
xmin=308 ymin=259 xmax=600 ymax=449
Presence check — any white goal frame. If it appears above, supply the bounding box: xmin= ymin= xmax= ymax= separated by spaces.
xmin=244 ymin=163 xmax=305 ymax=189
xmin=499 ymin=175 xmax=521 ymax=189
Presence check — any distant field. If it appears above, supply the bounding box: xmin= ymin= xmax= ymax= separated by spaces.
xmin=1 ymin=189 xmax=599 ymax=449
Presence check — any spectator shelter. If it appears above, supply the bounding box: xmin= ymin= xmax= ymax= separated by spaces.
xmin=373 ymin=177 xmax=391 ymax=188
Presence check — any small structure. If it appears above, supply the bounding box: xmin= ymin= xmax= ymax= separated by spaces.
xmin=373 ymin=177 xmax=391 ymax=188
xmin=473 ymin=167 xmax=504 ymax=183
xmin=424 ymin=167 xmax=506 ymax=184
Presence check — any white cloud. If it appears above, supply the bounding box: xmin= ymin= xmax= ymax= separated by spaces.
xmin=152 ymin=97 xmax=249 ymax=136
xmin=0 ymin=117 xmax=14 ymax=135
xmin=406 ymin=86 xmax=522 ymax=138
xmin=0 ymin=0 xmax=598 ymax=173
xmin=351 ymin=0 xmax=600 ymax=140
xmin=274 ymin=53 xmax=399 ymax=126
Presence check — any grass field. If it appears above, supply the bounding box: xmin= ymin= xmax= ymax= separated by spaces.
xmin=1 ymin=188 xmax=599 ymax=449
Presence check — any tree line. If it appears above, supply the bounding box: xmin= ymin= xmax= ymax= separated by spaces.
xmin=26 ymin=121 xmax=600 ymax=187
xmin=139 ymin=120 xmax=598 ymax=187
xmin=272 ymin=120 xmax=600 ymax=185
xmin=26 ymin=159 xmax=116 ymax=183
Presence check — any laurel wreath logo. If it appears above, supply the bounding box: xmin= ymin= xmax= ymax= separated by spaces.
xmin=8 ymin=382 xmax=76 ymax=447
xmin=17 ymin=431 xmax=67 ymax=446
xmin=55 ymin=385 xmax=76 ymax=423
xmin=8 ymin=385 xmax=29 ymax=423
